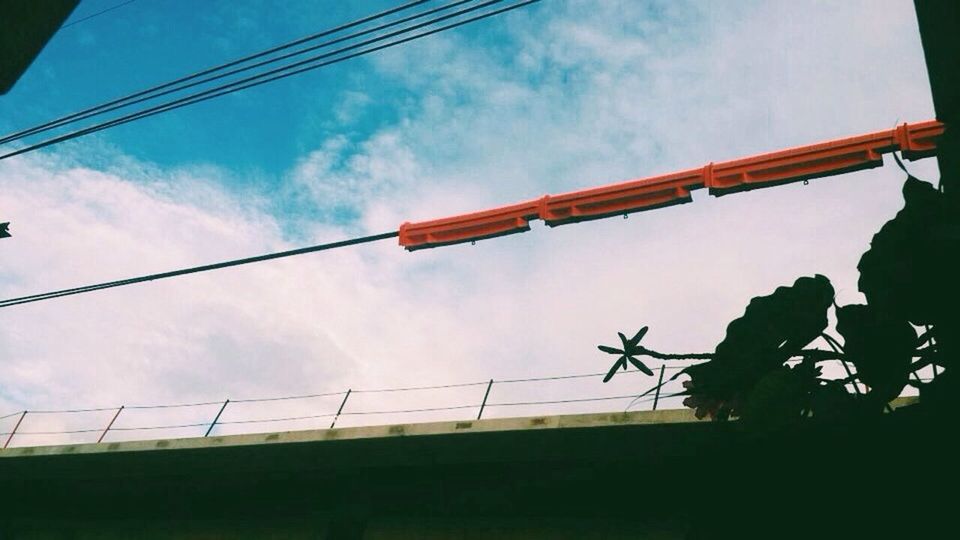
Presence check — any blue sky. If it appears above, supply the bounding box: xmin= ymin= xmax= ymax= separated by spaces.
xmin=0 ymin=0 xmax=942 ymax=443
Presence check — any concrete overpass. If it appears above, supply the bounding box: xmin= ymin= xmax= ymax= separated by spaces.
xmin=0 ymin=398 xmax=953 ymax=539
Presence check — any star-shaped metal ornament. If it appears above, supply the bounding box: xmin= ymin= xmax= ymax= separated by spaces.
xmin=599 ymin=327 xmax=654 ymax=382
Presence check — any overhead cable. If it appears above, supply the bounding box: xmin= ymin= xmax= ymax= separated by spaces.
xmin=1 ymin=0 xmax=452 ymax=145
xmin=0 ymin=0 xmax=431 ymax=145
xmin=61 ymin=0 xmax=139 ymax=29
xmin=0 ymin=1 xmax=541 ymax=160
xmin=0 ymin=231 xmax=399 ymax=308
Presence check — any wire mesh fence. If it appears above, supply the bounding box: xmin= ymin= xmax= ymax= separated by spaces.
xmin=0 ymin=360 xmax=933 ymax=450
xmin=0 ymin=364 xmax=699 ymax=449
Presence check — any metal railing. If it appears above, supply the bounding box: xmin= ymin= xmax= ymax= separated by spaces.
xmin=0 ymin=362 xmax=930 ymax=450
xmin=0 ymin=365 xmax=696 ymax=449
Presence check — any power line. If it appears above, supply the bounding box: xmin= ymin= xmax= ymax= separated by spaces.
xmin=0 ymin=0 xmax=534 ymax=160
xmin=0 ymin=0 xmax=541 ymax=158
xmin=61 ymin=0 xmax=139 ymax=29
xmin=0 ymin=231 xmax=398 ymax=308
xmin=0 ymin=0 xmax=442 ymax=145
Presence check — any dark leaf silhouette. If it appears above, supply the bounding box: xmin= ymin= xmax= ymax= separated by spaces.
xmin=737 ymin=364 xmax=817 ymax=431
xmin=601 ymin=173 xmax=955 ymax=430
xmin=858 ymin=176 xmax=960 ymax=327
xmin=598 ymin=326 xmax=654 ymax=381
xmin=683 ymin=275 xmax=834 ymax=419
xmin=810 ymin=380 xmax=862 ymax=419
xmin=836 ymin=304 xmax=915 ymax=408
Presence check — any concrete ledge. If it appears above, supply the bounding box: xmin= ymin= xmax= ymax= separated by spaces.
xmin=0 ymin=396 xmax=918 ymax=459
xmin=0 ymin=407 xmax=705 ymax=458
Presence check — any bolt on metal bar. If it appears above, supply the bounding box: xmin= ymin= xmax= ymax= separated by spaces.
xmin=652 ymin=366 xmax=666 ymax=411
xmin=204 ymin=400 xmax=230 ymax=437
xmin=3 ymin=411 xmax=27 ymax=449
xmin=329 ymin=389 xmax=352 ymax=429
xmin=97 ymin=406 xmax=124 ymax=444
xmin=477 ymin=379 xmax=494 ymax=420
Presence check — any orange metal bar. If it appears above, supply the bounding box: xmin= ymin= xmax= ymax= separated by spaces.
xmin=399 ymin=198 xmax=541 ymax=251
xmin=398 ymin=120 xmax=944 ymax=250
xmin=707 ymin=120 xmax=943 ymax=194
xmin=539 ymin=168 xmax=701 ymax=227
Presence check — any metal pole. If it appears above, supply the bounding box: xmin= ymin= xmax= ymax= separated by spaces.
xmin=914 ymin=0 xmax=960 ymax=192
xmin=97 ymin=406 xmax=124 ymax=444
xmin=329 ymin=389 xmax=352 ymax=429
xmin=4 ymin=411 xmax=27 ymax=449
xmin=477 ymin=379 xmax=494 ymax=420
xmin=652 ymin=366 xmax=666 ymax=411
xmin=204 ymin=400 xmax=229 ymax=437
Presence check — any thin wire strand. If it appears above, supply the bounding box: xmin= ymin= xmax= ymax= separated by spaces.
xmin=218 ymin=412 xmax=337 ymax=425
xmin=0 ymin=0 xmax=541 ymax=161
xmin=110 ymin=422 xmax=208 ymax=432
xmin=496 ymin=368 xmax=655 ymax=384
xmin=1 ymin=0 xmax=431 ymax=144
xmin=0 ymin=0 xmax=509 ymax=158
xmin=61 ymin=0 xmax=139 ymax=29
xmin=15 ymin=427 xmax=104 ymax=436
xmin=342 ymin=404 xmax=478 ymax=416
xmin=486 ymin=394 xmax=644 ymax=407
xmin=231 ymin=390 xmax=347 ymax=404
xmin=353 ymin=381 xmax=488 ymax=393
xmin=0 ymin=231 xmax=399 ymax=308
xmin=125 ymin=400 xmax=225 ymax=410
xmin=27 ymin=406 xmax=117 ymax=415
xmin=3 ymin=1 xmax=467 ymax=145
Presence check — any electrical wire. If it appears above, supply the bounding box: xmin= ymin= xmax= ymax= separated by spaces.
xmin=1 ymin=0 xmax=431 ymax=145
xmin=0 ymin=231 xmax=398 ymax=308
xmin=1 ymin=1 xmax=466 ymax=145
xmin=61 ymin=1 xmax=139 ymax=29
xmin=0 ymin=0 xmax=541 ymax=161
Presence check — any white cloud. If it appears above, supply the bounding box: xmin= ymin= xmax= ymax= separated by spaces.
xmin=0 ymin=0 xmax=941 ymax=445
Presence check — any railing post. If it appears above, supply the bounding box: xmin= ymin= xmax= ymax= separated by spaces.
xmin=652 ymin=366 xmax=666 ymax=411
xmin=477 ymin=379 xmax=494 ymax=420
xmin=204 ymin=400 xmax=229 ymax=437
xmin=329 ymin=389 xmax=351 ymax=429
xmin=3 ymin=411 xmax=27 ymax=449
xmin=97 ymin=406 xmax=124 ymax=443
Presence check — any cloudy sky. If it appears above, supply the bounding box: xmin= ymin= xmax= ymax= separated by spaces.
xmin=0 ymin=0 xmax=941 ymax=445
